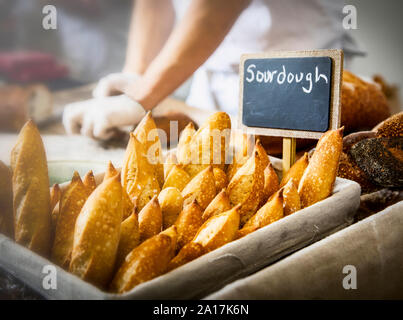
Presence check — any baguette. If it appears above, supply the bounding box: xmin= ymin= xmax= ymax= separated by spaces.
xmin=202 ymin=189 xmax=231 ymax=222
xmin=167 ymin=242 xmax=205 ymax=272
xmin=162 ymin=164 xmax=191 ymax=192
xmin=158 ymin=187 xmax=183 ymax=229
xmin=260 ymin=163 xmax=279 ymax=206
xmin=180 ymin=112 xmax=231 ymax=178
xmin=298 ymin=128 xmax=343 ymax=208
xmin=238 ymin=189 xmax=283 ymax=238
xmin=83 ymin=170 xmax=96 ymax=194
xmin=176 ymin=122 xmax=196 ymax=167
xmin=52 ymin=172 xmax=89 ymax=268
xmin=175 ymin=201 xmax=203 ymax=250
xmin=10 ymin=120 xmax=51 ymax=256
xmin=193 ymin=205 xmax=240 ymax=253
xmin=110 ymin=228 xmax=177 ymax=293
xmin=163 ymin=151 xmax=178 ymax=179
xmin=213 ymin=167 xmax=228 ymax=192
xmin=138 ymin=196 xmax=162 ymax=241
xmin=182 ymin=165 xmax=216 ymax=209
xmin=227 ymin=146 xmax=265 ymax=225
xmin=133 ymin=112 xmax=164 ymax=187
xmin=121 ymin=133 xmax=160 ymax=211
xmin=280 ymin=152 xmax=309 ymax=188
xmin=226 ymin=133 xmax=254 ymax=181
xmin=49 ymin=183 xmax=61 ymax=213
xmin=104 ymin=161 xmax=133 ymax=220
xmin=282 ymin=178 xmax=301 ymax=216
xmin=69 ymin=174 xmax=123 ymax=288
xmin=115 ymin=211 xmax=140 ymax=268
xmin=0 ymin=161 xmax=14 ymax=238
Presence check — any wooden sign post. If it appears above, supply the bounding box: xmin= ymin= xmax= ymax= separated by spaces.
xmin=238 ymin=49 xmax=343 ymax=175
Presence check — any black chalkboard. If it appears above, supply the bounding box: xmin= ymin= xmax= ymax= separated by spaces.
xmin=241 ymin=56 xmax=333 ymax=132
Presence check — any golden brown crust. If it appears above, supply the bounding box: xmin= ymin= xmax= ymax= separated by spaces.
xmin=163 ymin=152 xmax=178 ymax=179
xmin=116 ymin=212 xmax=140 ymax=269
xmin=202 ymin=189 xmax=231 ymax=222
xmin=260 ymin=163 xmax=279 ymax=206
xmin=238 ymin=190 xmax=283 ymax=238
xmin=182 ymin=166 xmax=216 ymax=209
xmin=69 ymin=175 xmax=123 ymax=288
xmin=280 ymin=152 xmax=309 ymax=188
xmin=175 ymin=201 xmax=203 ymax=250
xmin=227 ymin=147 xmax=265 ymax=226
xmin=176 ymin=122 xmax=196 ymax=167
xmin=138 ymin=196 xmax=162 ymax=241
xmin=104 ymin=161 xmax=134 ymax=220
xmin=213 ymin=167 xmax=228 ymax=192
xmin=341 ymin=71 xmax=390 ymax=132
xmin=162 ymin=164 xmax=191 ymax=192
xmin=110 ymin=231 xmax=177 ymax=293
xmin=52 ymin=172 xmax=89 ymax=268
xmin=193 ymin=205 xmax=240 ymax=253
xmin=298 ymin=128 xmax=343 ymax=208
xmin=180 ymin=112 xmax=231 ymax=178
xmin=158 ymin=187 xmax=184 ymax=230
xmin=121 ymin=133 xmax=160 ymax=211
xmin=0 ymin=161 xmax=14 ymax=238
xmin=226 ymin=134 xmax=253 ymax=182
xmin=82 ymin=170 xmax=96 ymax=194
xmin=133 ymin=112 xmax=164 ymax=187
xmin=49 ymin=183 xmax=61 ymax=213
xmin=282 ymin=179 xmax=301 ymax=216
xmin=167 ymin=242 xmax=205 ymax=272
xmin=10 ymin=120 xmax=52 ymax=256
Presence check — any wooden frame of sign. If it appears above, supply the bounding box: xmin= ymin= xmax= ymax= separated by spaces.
xmin=238 ymin=49 xmax=343 ymax=140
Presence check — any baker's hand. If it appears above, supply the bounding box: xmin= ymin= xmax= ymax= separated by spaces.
xmin=63 ymin=95 xmax=146 ymax=140
xmin=92 ymin=72 xmax=140 ymax=98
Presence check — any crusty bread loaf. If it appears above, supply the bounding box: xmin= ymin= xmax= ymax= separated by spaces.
xmin=175 ymin=200 xmax=203 ymax=250
xmin=227 ymin=146 xmax=265 ymax=225
xmin=298 ymin=128 xmax=343 ymax=208
xmin=110 ymin=228 xmax=177 ymax=293
xmin=182 ymin=166 xmax=216 ymax=209
xmin=238 ymin=189 xmax=284 ymax=238
xmin=121 ymin=133 xmax=160 ymax=211
xmin=202 ymin=189 xmax=231 ymax=222
xmin=133 ymin=112 xmax=164 ymax=187
xmin=0 ymin=161 xmax=14 ymax=238
xmin=178 ymin=112 xmax=231 ymax=178
xmin=158 ymin=187 xmax=183 ymax=229
xmin=341 ymin=71 xmax=390 ymax=132
xmin=10 ymin=120 xmax=52 ymax=256
xmin=69 ymin=174 xmax=123 ymax=288
xmin=52 ymin=172 xmax=90 ymax=268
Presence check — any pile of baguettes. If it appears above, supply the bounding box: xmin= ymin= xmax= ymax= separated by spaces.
xmin=0 ymin=111 xmax=343 ymax=293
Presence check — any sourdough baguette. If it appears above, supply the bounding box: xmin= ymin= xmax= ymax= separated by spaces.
xmin=52 ymin=172 xmax=90 ymax=268
xmin=10 ymin=120 xmax=52 ymax=256
xmin=298 ymin=128 xmax=343 ymax=208
xmin=69 ymin=174 xmax=123 ymax=288
xmin=110 ymin=228 xmax=177 ymax=293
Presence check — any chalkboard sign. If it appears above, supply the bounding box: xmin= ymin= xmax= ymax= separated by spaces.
xmin=238 ymin=50 xmax=343 ymax=139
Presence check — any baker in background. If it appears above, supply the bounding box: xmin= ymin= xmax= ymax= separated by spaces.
xmin=64 ymin=0 xmax=360 ymax=139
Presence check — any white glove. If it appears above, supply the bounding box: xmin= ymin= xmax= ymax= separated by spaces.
xmin=63 ymin=95 xmax=146 ymax=140
xmin=92 ymin=72 xmax=140 ymax=98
